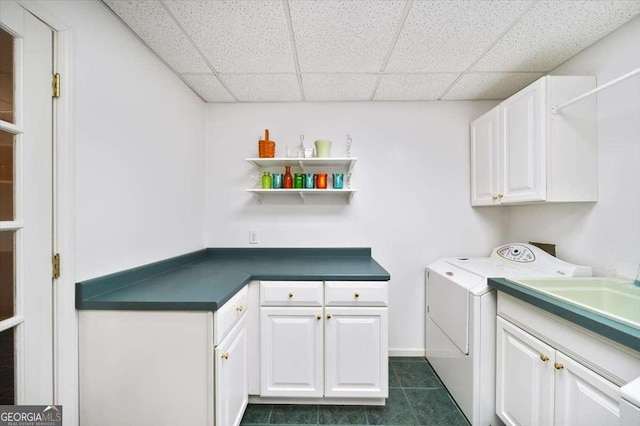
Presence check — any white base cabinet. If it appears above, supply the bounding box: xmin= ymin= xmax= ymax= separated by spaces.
xmin=260 ymin=307 xmax=324 ymax=397
xmin=258 ymin=281 xmax=388 ymax=403
xmin=79 ymin=285 xmax=249 ymax=426
xmin=497 ymin=316 xmax=622 ymax=426
xmin=471 ymin=75 xmax=597 ymax=206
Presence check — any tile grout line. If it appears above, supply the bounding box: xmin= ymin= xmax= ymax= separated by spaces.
xmin=157 ymin=0 xmax=240 ymax=102
xmin=437 ymin=0 xmax=541 ymax=100
xmin=283 ymin=0 xmax=305 ymax=101
xmin=369 ymin=0 xmax=414 ymax=101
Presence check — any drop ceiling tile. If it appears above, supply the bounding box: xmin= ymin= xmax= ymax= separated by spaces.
xmin=164 ymin=0 xmax=295 ymax=73
xmin=473 ymin=0 xmax=640 ymax=72
xmin=103 ymin=0 xmax=210 ymax=73
xmin=302 ymin=74 xmax=378 ymax=101
xmin=181 ymin=74 xmax=235 ymax=102
xmin=386 ymin=1 xmax=531 ymax=73
xmin=289 ymin=0 xmax=406 ymax=72
xmin=374 ymin=73 xmax=459 ymax=101
xmin=442 ymin=72 xmax=544 ymax=100
xmin=221 ymin=74 xmax=301 ymax=102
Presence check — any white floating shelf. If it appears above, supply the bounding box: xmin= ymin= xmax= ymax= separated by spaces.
xmin=246 ymin=157 xmax=357 ymax=173
xmin=246 ymin=188 xmax=357 ymax=204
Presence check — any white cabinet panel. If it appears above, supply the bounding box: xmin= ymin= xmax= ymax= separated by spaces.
xmin=554 ymin=352 xmax=620 ymax=426
xmin=215 ymin=315 xmax=248 ymax=426
xmin=324 ymin=307 xmax=388 ymax=398
xmin=260 ymin=307 xmax=323 ymax=397
xmin=324 ymin=281 xmax=388 ymax=306
xmin=470 ymin=106 xmax=500 ymax=206
xmin=260 ymin=281 xmax=324 ymax=306
xmin=497 ymin=317 xmax=555 ymax=426
xmin=499 ymin=77 xmax=546 ymax=203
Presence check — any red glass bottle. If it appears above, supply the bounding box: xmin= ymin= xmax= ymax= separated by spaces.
xmin=283 ymin=166 xmax=293 ymax=189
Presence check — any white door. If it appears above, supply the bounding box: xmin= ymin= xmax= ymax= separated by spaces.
xmin=470 ymin=106 xmax=500 ymax=206
xmin=554 ymin=352 xmax=621 ymax=426
xmin=0 ymin=2 xmax=54 ymax=405
xmin=500 ymin=77 xmax=546 ymax=203
xmin=496 ymin=317 xmax=555 ymax=426
xmin=215 ymin=315 xmax=248 ymax=426
xmin=260 ymin=307 xmax=323 ymax=397
xmin=324 ymin=307 xmax=387 ymax=398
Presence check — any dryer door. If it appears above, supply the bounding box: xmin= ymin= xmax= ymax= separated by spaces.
xmin=427 ymin=267 xmax=483 ymax=355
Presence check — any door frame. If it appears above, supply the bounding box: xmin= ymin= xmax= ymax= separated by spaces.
xmin=17 ymin=1 xmax=77 ymax=424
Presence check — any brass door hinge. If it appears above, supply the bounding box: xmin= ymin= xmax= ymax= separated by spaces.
xmin=52 ymin=73 xmax=60 ymax=98
xmin=52 ymin=253 xmax=61 ymax=279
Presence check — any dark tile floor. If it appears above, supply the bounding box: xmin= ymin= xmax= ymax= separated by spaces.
xmin=240 ymin=357 xmax=469 ymax=426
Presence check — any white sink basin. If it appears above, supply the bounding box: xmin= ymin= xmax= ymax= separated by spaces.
xmin=507 ymin=277 xmax=640 ymax=329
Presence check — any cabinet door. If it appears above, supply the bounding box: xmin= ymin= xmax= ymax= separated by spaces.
xmin=470 ymin=106 xmax=500 ymax=206
xmin=554 ymin=352 xmax=621 ymax=426
xmin=324 ymin=307 xmax=388 ymax=398
xmin=496 ymin=317 xmax=555 ymax=426
xmin=499 ymin=77 xmax=546 ymax=203
xmin=215 ymin=315 xmax=248 ymax=426
xmin=260 ymin=307 xmax=323 ymax=397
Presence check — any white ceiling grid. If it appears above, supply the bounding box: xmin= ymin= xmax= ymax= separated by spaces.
xmin=102 ymin=0 xmax=640 ymax=102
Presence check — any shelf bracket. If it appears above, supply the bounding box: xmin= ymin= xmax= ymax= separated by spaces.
xmin=347 ymin=192 xmax=354 ymax=205
xmin=298 ymin=160 xmax=304 ymax=172
xmin=253 ymin=193 xmax=262 ymax=204
xmin=299 ymin=192 xmax=305 ymax=204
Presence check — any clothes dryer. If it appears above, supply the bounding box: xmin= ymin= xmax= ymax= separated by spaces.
xmin=425 ymin=243 xmax=591 ymax=425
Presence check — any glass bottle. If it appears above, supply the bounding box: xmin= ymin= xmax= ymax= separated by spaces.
xmin=283 ymin=166 xmax=293 ymax=189
xmin=261 ymin=171 xmax=272 ymax=189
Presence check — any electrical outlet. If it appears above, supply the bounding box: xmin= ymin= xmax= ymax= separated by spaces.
xmin=249 ymin=229 xmax=259 ymax=244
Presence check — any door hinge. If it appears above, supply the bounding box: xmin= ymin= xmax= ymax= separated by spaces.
xmin=52 ymin=73 xmax=60 ymax=98
xmin=52 ymin=254 xmax=61 ymax=279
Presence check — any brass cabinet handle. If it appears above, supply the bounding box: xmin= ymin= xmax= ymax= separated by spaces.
xmin=288 ymin=292 xmax=293 ymax=298
xmin=221 ymin=353 xmax=229 ymax=360
xmin=354 ymin=292 xmax=360 ymax=298
xmin=540 ymin=354 xmax=550 ymax=362
xmin=554 ymin=362 xmax=564 ymax=370
xmin=326 ymin=314 xmax=332 ymax=319
xmin=316 ymin=314 xmax=322 ymax=320
xmin=236 ymin=305 xmax=243 ymax=312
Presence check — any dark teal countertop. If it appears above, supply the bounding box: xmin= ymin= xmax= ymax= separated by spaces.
xmin=76 ymin=248 xmax=390 ymax=311
xmin=489 ymin=278 xmax=640 ymax=352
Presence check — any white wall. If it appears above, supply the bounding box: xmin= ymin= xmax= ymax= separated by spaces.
xmin=31 ymin=0 xmax=207 ymax=281
xmin=505 ymin=16 xmax=640 ymax=278
xmin=205 ymin=101 xmax=504 ymax=352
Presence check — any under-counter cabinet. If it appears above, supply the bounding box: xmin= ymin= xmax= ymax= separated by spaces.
xmin=258 ymin=281 xmax=388 ymax=404
xmin=497 ymin=317 xmax=620 ymax=426
xmin=471 ymin=75 xmax=598 ymax=206
xmin=79 ymin=285 xmax=249 ymax=426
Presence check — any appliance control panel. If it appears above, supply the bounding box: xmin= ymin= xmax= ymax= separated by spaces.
xmin=490 ymin=243 xmax=592 ymax=277
xmin=496 ymin=244 xmax=536 ymax=262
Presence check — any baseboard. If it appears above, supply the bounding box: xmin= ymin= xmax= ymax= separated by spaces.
xmin=388 ymin=348 xmax=426 ymax=357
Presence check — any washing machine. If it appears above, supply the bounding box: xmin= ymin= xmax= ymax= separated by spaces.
xmin=425 ymin=243 xmax=592 ymax=426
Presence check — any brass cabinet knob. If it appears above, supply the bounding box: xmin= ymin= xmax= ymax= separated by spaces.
xmin=354 ymin=292 xmax=360 ymax=298
xmin=492 ymin=195 xmax=499 ymax=201
xmin=236 ymin=306 xmax=243 ymax=312
xmin=540 ymin=354 xmax=550 ymax=362
xmin=498 ymin=194 xmax=504 ymax=199
xmin=326 ymin=314 xmax=332 ymax=319
xmin=316 ymin=314 xmax=322 ymax=320
xmin=288 ymin=292 xmax=293 ymax=298
xmin=221 ymin=353 xmax=229 ymax=360
xmin=554 ymin=362 xmax=564 ymax=370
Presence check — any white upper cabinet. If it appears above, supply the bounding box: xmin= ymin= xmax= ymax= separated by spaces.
xmin=470 ymin=75 xmax=598 ymax=206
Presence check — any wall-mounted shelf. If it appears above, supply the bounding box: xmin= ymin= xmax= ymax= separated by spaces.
xmin=246 ymin=188 xmax=357 ymax=204
xmin=245 ymin=157 xmax=358 ymax=204
xmin=246 ymin=157 xmax=357 ymax=174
